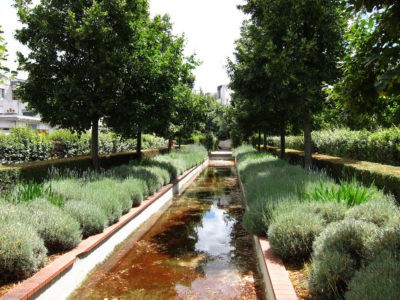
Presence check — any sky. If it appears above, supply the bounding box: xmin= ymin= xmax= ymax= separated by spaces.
xmin=0 ymin=0 xmax=245 ymax=93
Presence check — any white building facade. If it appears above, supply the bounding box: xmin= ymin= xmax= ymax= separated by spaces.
xmin=216 ymin=85 xmax=232 ymax=106
xmin=0 ymin=77 xmax=53 ymax=133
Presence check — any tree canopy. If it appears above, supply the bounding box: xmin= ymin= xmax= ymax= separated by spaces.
xmin=335 ymin=0 xmax=399 ymax=127
xmin=15 ymin=0 xmax=192 ymax=167
xmin=0 ymin=26 xmax=8 ymax=79
xmin=229 ymin=0 xmax=345 ymax=166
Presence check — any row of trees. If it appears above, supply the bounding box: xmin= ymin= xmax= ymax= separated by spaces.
xmin=0 ymin=25 xmax=7 ymax=82
xmin=8 ymin=0 xmax=216 ymax=169
xmin=228 ymin=0 xmax=399 ymax=168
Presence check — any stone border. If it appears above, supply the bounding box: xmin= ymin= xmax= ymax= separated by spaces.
xmin=235 ymin=158 xmax=298 ymax=300
xmin=1 ymin=159 xmax=209 ymax=300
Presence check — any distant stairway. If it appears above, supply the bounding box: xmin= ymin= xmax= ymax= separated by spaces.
xmin=209 ymin=151 xmax=234 ymax=167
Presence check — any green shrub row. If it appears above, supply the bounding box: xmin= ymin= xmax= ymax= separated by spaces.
xmin=0 ymin=148 xmax=170 ymax=193
xmin=0 ymin=127 xmax=168 ymax=165
xmin=234 ymin=145 xmax=400 ymax=299
xmin=0 ymin=145 xmax=207 ymax=281
xmin=267 ymin=127 xmax=400 ymax=166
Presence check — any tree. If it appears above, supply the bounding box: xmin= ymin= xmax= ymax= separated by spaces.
xmin=169 ymin=87 xmax=215 ymax=148
xmin=235 ymin=0 xmax=345 ymax=167
xmin=0 ymin=25 xmax=8 ymax=80
xmin=336 ymin=1 xmax=399 ymax=125
xmin=228 ymin=22 xmax=285 ymax=154
xmin=105 ymin=14 xmax=196 ymax=158
xmin=15 ymin=0 xmax=153 ymax=169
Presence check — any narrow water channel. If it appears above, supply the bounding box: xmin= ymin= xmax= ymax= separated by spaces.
xmin=71 ymin=167 xmax=263 ymax=299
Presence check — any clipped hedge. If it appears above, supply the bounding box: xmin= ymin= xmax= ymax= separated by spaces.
xmin=266 ymin=146 xmax=400 ymax=199
xmin=0 ymin=127 xmax=168 ymax=165
xmin=267 ymin=127 xmax=400 ymax=166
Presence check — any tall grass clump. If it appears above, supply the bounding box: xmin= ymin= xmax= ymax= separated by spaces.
xmin=0 ymin=221 xmax=47 ymax=280
xmin=303 ymin=178 xmax=379 ymax=206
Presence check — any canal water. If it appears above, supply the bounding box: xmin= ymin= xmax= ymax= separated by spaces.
xmin=70 ymin=167 xmax=263 ymax=299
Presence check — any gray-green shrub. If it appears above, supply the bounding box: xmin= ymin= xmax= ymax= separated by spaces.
xmin=268 ymin=210 xmax=324 ymax=262
xmin=345 ymin=252 xmax=400 ymax=300
xmin=0 ymin=221 xmax=47 ymax=280
xmin=94 ymin=179 xmax=133 ymax=214
xmin=50 ymin=178 xmax=84 ymax=200
xmin=366 ymin=222 xmax=400 ymax=262
xmin=120 ymin=178 xmax=147 ymax=207
xmin=64 ymin=200 xmax=108 ymax=238
xmin=309 ymin=219 xmax=379 ymax=299
xmin=130 ymin=166 xmax=164 ymax=195
xmin=25 ymin=199 xmax=82 ymax=253
xmin=345 ymin=197 xmax=400 ymax=227
xmin=81 ymin=181 xmax=123 ymax=224
xmin=301 ymin=201 xmax=347 ymax=224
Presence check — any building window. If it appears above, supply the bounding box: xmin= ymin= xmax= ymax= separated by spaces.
xmin=0 ymin=88 xmax=4 ymax=98
xmin=12 ymin=90 xmax=18 ymax=100
xmin=23 ymin=110 xmax=36 ymax=117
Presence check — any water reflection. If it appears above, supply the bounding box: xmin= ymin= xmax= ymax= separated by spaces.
xmin=70 ymin=167 xmax=263 ymax=300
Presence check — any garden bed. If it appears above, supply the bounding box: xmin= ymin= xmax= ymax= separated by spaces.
xmin=0 ymin=145 xmax=206 ymax=298
xmin=234 ymin=145 xmax=400 ymax=300
xmin=266 ymin=145 xmax=400 ymax=199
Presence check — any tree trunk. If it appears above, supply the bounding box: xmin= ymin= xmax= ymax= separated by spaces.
xmin=178 ymin=135 xmax=181 ymax=149
xmin=303 ymin=106 xmax=312 ymax=169
xmin=168 ymin=138 xmax=172 ymax=152
xmin=280 ymin=120 xmax=286 ymax=160
xmin=263 ymin=129 xmax=267 ymax=152
xmin=258 ymin=129 xmax=261 ymax=152
xmin=136 ymin=129 xmax=142 ymax=160
xmin=91 ymin=117 xmax=100 ymax=171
